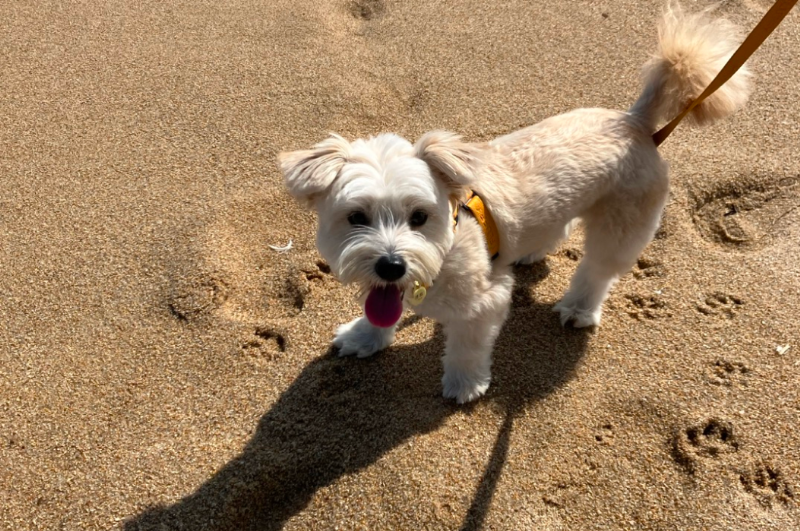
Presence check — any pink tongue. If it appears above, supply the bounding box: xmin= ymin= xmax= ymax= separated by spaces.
xmin=364 ymin=285 xmax=403 ymax=328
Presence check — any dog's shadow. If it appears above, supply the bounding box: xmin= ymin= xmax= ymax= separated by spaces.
xmin=125 ymin=262 xmax=591 ymax=530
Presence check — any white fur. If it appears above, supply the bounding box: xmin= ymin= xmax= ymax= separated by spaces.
xmin=333 ymin=316 xmax=396 ymax=358
xmin=278 ymin=6 xmax=751 ymax=403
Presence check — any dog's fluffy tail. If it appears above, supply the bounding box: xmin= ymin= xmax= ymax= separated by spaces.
xmin=630 ymin=4 xmax=752 ymax=131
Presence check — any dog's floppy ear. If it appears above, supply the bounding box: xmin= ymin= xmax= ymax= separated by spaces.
xmin=415 ymin=131 xmax=480 ymax=196
xmin=278 ymin=134 xmax=351 ymax=208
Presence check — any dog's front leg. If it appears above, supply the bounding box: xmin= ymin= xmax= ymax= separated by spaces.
xmin=441 ymin=313 xmax=506 ymax=403
xmin=333 ymin=317 xmax=396 ymax=358
xmin=440 ymin=269 xmax=512 ymax=404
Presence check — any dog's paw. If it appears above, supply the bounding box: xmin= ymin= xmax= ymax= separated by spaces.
xmin=333 ymin=316 xmax=395 ymax=358
xmin=442 ymin=369 xmax=490 ymax=404
xmin=552 ymin=301 xmax=601 ymax=328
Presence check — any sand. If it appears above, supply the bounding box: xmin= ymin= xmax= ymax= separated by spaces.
xmin=1 ymin=0 xmax=799 ymax=529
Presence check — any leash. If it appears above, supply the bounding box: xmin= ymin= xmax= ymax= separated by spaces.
xmin=653 ymin=0 xmax=798 ymax=146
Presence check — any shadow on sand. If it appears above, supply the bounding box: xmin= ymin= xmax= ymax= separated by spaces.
xmin=125 ymin=262 xmax=591 ymax=530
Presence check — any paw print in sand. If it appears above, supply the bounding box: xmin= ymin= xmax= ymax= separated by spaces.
xmin=692 ymin=176 xmax=800 ymax=250
xmin=706 ymin=358 xmax=751 ymax=387
xmin=168 ymin=276 xmax=228 ymax=321
xmin=740 ymin=462 xmax=796 ymax=508
xmin=624 ymin=292 xmax=671 ymax=320
xmin=240 ymin=326 xmax=288 ymax=364
xmin=672 ymin=418 xmax=739 ymax=473
xmin=594 ymin=423 xmax=615 ymax=445
xmin=349 ymin=0 xmax=385 ymax=20
xmin=279 ymin=261 xmax=335 ymax=313
xmin=633 ymin=256 xmax=667 ymax=279
xmin=696 ymin=292 xmax=744 ymax=319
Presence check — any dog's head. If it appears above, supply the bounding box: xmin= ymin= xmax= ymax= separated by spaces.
xmin=278 ymin=131 xmax=479 ymax=326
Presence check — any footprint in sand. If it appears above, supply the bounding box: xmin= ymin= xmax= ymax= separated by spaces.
xmin=672 ymin=418 xmax=739 ymax=473
xmin=623 ymin=292 xmax=671 ymax=320
xmin=348 ymin=0 xmax=385 ymax=20
xmin=303 ymin=260 xmax=332 ymax=280
xmin=280 ymin=271 xmax=311 ymax=314
xmin=542 ymin=483 xmax=577 ymax=509
xmin=300 ymin=260 xmax=335 ymax=292
xmin=632 ymin=256 xmax=667 ymax=279
xmin=692 ymin=175 xmax=799 ymax=251
xmin=279 ymin=260 xmax=336 ymax=313
xmin=739 ymin=462 xmax=796 ymax=508
xmin=593 ymin=423 xmax=615 ymax=445
xmin=706 ymin=358 xmax=752 ymax=387
xmin=240 ymin=326 xmax=288 ymax=364
xmin=696 ymin=292 xmax=744 ymax=319
xmin=195 ymin=189 xmax=336 ymax=324
xmin=167 ymin=276 xmax=228 ymax=322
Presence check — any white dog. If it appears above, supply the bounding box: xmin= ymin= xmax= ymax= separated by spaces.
xmin=278 ymin=6 xmax=751 ymax=403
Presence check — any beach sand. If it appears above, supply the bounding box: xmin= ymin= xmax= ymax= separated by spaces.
xmin=1 ymin=0 xmax=799 ymax=529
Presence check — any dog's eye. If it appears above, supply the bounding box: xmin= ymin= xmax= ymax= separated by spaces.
xmin=409 ymin=210 xmax=428 ymax=228
xmin=347 ymin=211 xmax=369 ymax=226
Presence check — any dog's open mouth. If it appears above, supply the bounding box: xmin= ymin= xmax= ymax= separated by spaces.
xmin=364 ymin=284 xmax=404 ymax=328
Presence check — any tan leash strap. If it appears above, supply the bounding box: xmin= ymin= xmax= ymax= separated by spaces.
xmin=652 ymin=0 xmax=798 ymax=147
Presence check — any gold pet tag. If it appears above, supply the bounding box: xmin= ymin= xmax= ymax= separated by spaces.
xmin=410 ymin=281 xmax=427 ymax=306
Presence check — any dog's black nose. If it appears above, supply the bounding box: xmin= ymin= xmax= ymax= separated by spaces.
xmin=375 ymin=255 xmax=406 ymax=282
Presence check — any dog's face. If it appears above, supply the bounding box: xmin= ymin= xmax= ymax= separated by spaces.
xmin=279 ymin=131 xmax=478 ymax=326
xmin=311 ymin=135 xmax=453 ymax=290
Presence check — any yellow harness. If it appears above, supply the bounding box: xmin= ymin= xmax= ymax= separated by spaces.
xmin=457 ymin=190 xmax=501 ymax=260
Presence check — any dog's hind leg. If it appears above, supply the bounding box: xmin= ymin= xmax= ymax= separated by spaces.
xmin=553 ymin=186 xmax=667 ymax=327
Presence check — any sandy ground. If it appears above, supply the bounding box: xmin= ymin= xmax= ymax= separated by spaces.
xmin=1 ymin=0 xmax=800 ymax=529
